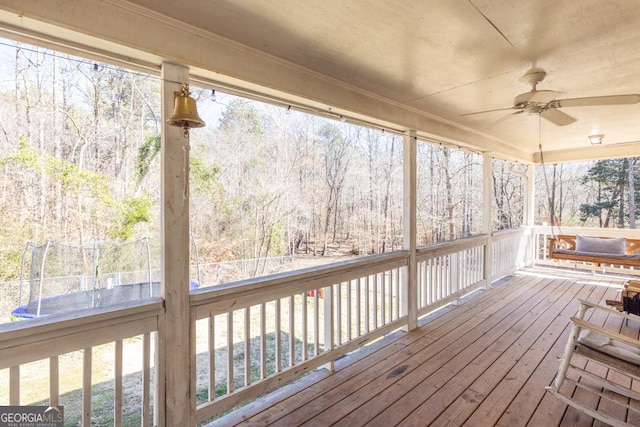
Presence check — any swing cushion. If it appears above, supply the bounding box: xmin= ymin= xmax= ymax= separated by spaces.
xmin=575 ymin=235 xmax=626 ymax=255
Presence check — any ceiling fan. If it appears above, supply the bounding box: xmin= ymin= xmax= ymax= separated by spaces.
xmin=463 ymin=68 xmax=640 ymax=126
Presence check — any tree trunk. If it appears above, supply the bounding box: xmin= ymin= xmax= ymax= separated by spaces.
xmin=443 ymin=148 xmax=455 ymax=240
xmin=630 ymin=158 xmax=637 ymax=229
xmin=549 ymin=164 xmax=557 ymax=228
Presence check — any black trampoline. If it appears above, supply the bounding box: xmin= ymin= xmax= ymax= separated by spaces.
xmin=12 ymin=238 xmax=200 ymax=320
xmin=11 ymin=281 xmax=198 ymax=319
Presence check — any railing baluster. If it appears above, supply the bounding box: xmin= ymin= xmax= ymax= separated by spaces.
xmin=289 ymin=296 xmax=295 ymax=367
xmin=381 ymin=272 xmax=386 ymax=325
xmin=436 ymin=259 xmax=440 ymax=300
xmin=435 ymin=258 xmax=441 ymax=301
xmin=302 ymin=292 xmax=308 ymax=361
xmin=336 ymin=283 xmax=342 ymax=345
xmin=373 ymin=273 xmax=378 ymax=328
xmin=313 ymin=292 xmax=320 ymax=356
xmin=416 ymin=261 xmax=421 ymax=307
xmin=142 ymin=333 xmax=151 ymax=426
xmin=364 ymin=275 xmax=370 ymax=333
xmin=436 ymin=258 xmax=440 ymax=300
xmin=388 ymin=271 xmax=392 ymax=322
xmin=9 ymin=366 xmax=19 ymax=405
xmin=451 ymin=253 xmax=459 ymax=300
xmin=440 ymin=257 xmax=444 ymax=299
xmin=356 ymin=278 xmax=361 ymax=336
xmin=275 ymin=299 xmax=281 ymax=373
xmin=420 ymin=261 xmax=424 ymax=307
xmin=245 ymin=307 xmax=251 ymax=386
xmin=445 ymin=256 xmax=449 ymax=298
xmin=260 ymin=303 xmax=266 ymax=378
xmin=462 ymin=251 xmax=468 ymax=289
xmin=470 ymin=249 xmax=475 ymax=284
xmin=50 ymin=356 xmax=59 ymax=407
xmin=347 ymin=280 xmax=352 ymax=341
xmin=469 ymin=249 xmax=473 ymax=283
xmin=114 ymin=340 xmax=122 ymax=427
xmin=83 ymin=348 xmax=92 ymax=427
xmin=424 ymin=260 xmax=429 ymax=306
xmin=323 ymin=285 xmax=335 ymax=371
xmin=388 ymin=270 xmax=393 ymax=321
xmin=427 ymin=259 xmax=436 ymax=304
xmin=394 ymin=267 xmax=400 ymax=320
xmin=476 ymin=246 xmax=480 ymax=282
xmin=472 ymin=248 xmax=476 ymax=283
xmin=227 ymin=312 xmax=234 ymax=393
xmin=208 ymin=314 xmax=216 ymax=398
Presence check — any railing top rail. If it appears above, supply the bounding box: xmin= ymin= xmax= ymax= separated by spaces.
xmin=492 ymin=227 xmax=531 ymax=238
xmin=534 ymin=225 xmax=640 ymax=239
xmin=0 ymin=298 xmax=163 ymax=348
xmin=190 ymin=250 xmax=409 ymax=307
xmin=414 ymin=228 xmax=529 ymax=256
xmin=416 ymin=234 xmax=488 ymax=257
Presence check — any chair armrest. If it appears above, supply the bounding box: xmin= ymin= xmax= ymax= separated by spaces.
xmin=578 ymin=298 xmax=640 ymax=323
xmin=570 ymin=316 xmax=640 ymax=350
xmin=577 ymin=298 xmax=640 ymax=323
xmin=548 ymin=235 xmax=577 ymax=251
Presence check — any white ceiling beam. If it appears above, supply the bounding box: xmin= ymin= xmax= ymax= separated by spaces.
xmin=534 ymin=142 xmax=640 ymax=164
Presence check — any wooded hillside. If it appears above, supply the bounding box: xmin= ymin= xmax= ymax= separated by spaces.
xmin=0 ymin=39 xmax=636 ymax=281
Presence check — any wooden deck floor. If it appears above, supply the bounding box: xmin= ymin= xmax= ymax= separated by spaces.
xmin=211 ymin=268 xmax=639 ymax=426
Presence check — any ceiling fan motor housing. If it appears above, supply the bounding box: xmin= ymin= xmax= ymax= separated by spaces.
xmin=513 ymin=90 xmax=559 ymax=109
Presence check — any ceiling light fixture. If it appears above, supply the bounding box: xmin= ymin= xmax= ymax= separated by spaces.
xmin=589 ymin=134 xmax=604 ymax=145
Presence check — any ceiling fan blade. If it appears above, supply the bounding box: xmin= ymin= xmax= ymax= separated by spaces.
xmin=541 ymin=108 xmax=576 ymax=126
xmin=553 ymin=94 xmax=640 ymax=108
xmin=478 ymin=110 xmax=524 ymax=130
xmin=460 ymin=107 xmax=517 ymax=117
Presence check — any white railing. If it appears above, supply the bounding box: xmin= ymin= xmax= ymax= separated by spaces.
xmin=533 ymin=226 xmax=640 ymax=275
xmin=491 ymin=228 xmax=532 ymax=281
xmin=414 ymin=229 xmax=528 ymax=317
xmin=189 ymin=251 xmax=409 ymax=424
xmin=416 ymin=235 xmax=487 ymax=316
xmin=0 ymin=300 xmax=163 ymax=427
xmin=191 ymin=229 xmax=531 ymax=423
xmin=0 ymin=229 xmax=534 ymax=426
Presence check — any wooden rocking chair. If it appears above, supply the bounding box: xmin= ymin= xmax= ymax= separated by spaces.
xmin=546 ymin=300 xmax=640 ymax=426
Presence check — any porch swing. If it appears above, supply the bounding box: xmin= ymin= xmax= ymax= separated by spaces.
xmin=538 ymin=126 xmax=640 ymax=269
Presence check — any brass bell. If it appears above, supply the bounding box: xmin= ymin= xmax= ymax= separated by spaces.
xmin=167 ymin=83 xmax=205 ymax=137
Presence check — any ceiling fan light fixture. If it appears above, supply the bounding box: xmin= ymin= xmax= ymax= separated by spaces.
xmin=589 ymin=134 xmax=604 ymax=145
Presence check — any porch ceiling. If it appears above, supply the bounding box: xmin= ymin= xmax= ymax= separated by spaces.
xmin=2 ymin=1 xmax=640 ymax=163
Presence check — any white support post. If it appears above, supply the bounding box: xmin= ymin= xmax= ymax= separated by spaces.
xmin=483 ymin=154 xmax=493 ymax=287
xmin=526 ymin=164 xmax=536 ymax=266
xmin=323 ymin=285 xmax=334 ymax=371
xmin=160 ymin=62 xmax=192 ymax=426
xmin=451 ymin=253 xmax=460 ymax=304
xmin=402 ymin=130 xmax=418 ymax=331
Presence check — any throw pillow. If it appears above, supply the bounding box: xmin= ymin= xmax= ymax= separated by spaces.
xmin=575 ymin=235 xmax=626 ymax=255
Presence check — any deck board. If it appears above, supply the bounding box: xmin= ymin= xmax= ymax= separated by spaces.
xmin=210 ymin=268 xmax=640 ymax=426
